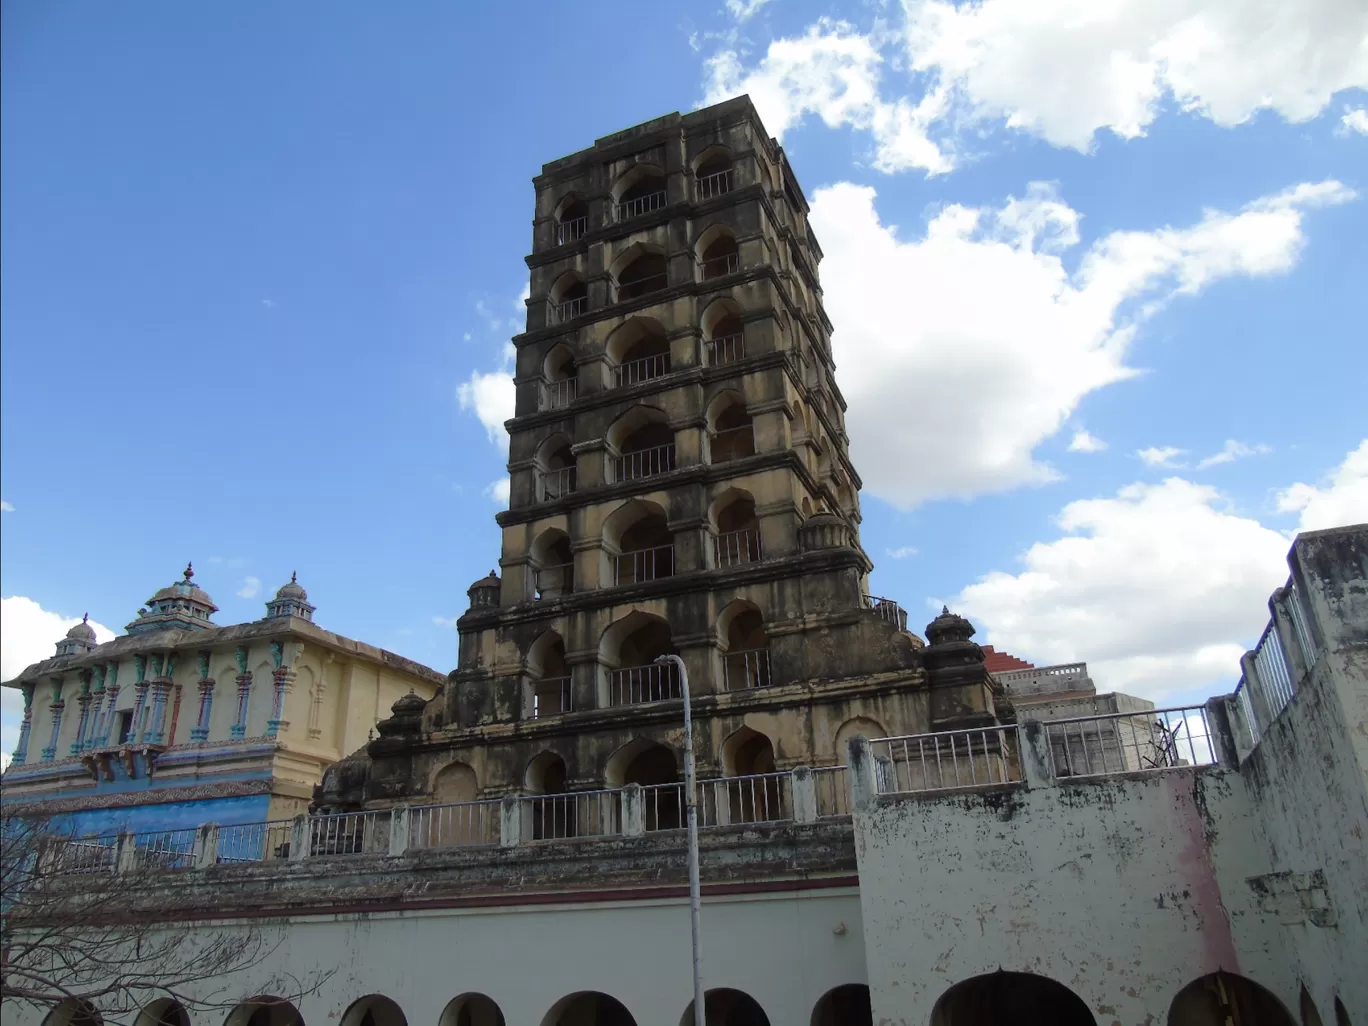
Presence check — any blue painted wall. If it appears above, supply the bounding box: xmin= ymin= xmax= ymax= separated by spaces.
xmin=42 ymin=794 xmax=272 ymax=838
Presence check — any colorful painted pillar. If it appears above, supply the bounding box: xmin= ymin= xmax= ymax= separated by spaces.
xmin=70 ymin=671 xmax=93 ymax=756
xmin=266 ymin=667 xmax=296 ymax=737
xmin=147 ymin=652 xmax=175 ymax=744
xmin=84 ymin=665 xmax=107 ymax=752
xmin=12 ymin=682 xmax=35 ymax=765
xmin=191 ymin=651 xmax=214 ymax=742
xmin=129 ymin=655 xmax=149 ymax=744
xmin=41 ymin=677 xmax=65 ymax=761
xmin=97 ymin=662 xmax=121 ymax=746
xmin=231 ymin=646 xmax=252 ymax=739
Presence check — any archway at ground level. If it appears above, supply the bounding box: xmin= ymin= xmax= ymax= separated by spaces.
xmin=680 ymin=989 xmax=771 ymax=1026
xmin=440 ymin=994 xmax=505 ymax=1026
xmin=224 ymin=997 xmax=304 ymax=1026
xmin=43 ymin=999 xmax=103 ymax=1026
xmin=931 ymin=972 xmax=1095 ymax=1026
xmin=542 ymin=991 xmax=637 ymax=1026
xmin=137 ymin=999 xmax=191 ymax=1026
xmin=811 ymin=985 xmax=872 ymax=1026
xmin=340 ymin=996 xmax=407 ymax=1026
xmin=1169 ymin=973 xmax=1296 ymax=1026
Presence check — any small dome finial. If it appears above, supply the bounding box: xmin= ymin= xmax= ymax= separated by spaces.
xmin=942 ymin=604 xmax=950 ymax=615
xmin=82 ymin=612 xmax=89 ymax=624
xmin=184 ymin=562 xmax=194 ymax=582
xmin=291 ymin=570 xmax=298 ymax=584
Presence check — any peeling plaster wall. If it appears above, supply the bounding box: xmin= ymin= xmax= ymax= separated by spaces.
xmin=853 ymin=773 xmax=1246 ymax=1026
xmin=0 ymin=889 xmax=867 ymax=1026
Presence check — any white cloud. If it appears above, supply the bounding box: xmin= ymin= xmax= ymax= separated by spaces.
xmin=485 ymin=477 xmax=511 ymax=504
xmin=1276 ymin=439 xmax=1368 ymax=531
xmin=727 ymin=0 xmax=773 ymax=22
xmin=886 ymin=545 xmax=920 ymax=559
xmin=432 ymin=615 xmax=459 ymax=629
xmin=236 ymin=576 xmax=262 ymax=600
xmin=809 ymin=178 xmax=1353 ymax=509
xmin=701 ymin=3 xmax=1368 ymax=169
xmin=953 ymin=477 xmax=1290 ymax=701
xmin=457 ymin=343 xmax=516 ymax=452
xmin=1196 ymin=439 xmax=1271 ymax=469
xmin=1340 ymin=106 xmax=1368 ymax=135
xmin=1 ymin=500 xmax=13 ymax=512
xmin=1068 ymin=430 xmax=1108 ymax=453
xmin=260 ymin=299 xmax=277 ymax=309
xmin=902 ymin=0 xmax=1368 ymax=153
xmin=702 ymin=20 xmax=955 ymax=174
xmin=1138 ymin=446 xmax=1188 ymax=468
xmin=1 ymin=597 xmax=116 ymax=685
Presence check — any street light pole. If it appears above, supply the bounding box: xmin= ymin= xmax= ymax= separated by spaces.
xmin=656 ymin=653 xmax=704 ymax=1026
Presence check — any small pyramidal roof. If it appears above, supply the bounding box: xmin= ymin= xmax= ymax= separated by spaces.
xmin=126 ymin=563 xmax=218 ymax=635
xmin=264 ymin=571 xmax=316 ymax=622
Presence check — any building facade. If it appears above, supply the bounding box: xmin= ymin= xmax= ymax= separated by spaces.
xmin=4 ymin=524 xmax=1365 ymax=1026
xmin=2 ymin=567 xmax=444 ymax=835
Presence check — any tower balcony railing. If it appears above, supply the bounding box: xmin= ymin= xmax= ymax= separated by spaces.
xmin=699 ymin=252 xmax=740 ymax=279
xmin=554 ymin=216 xmax=588 ymax=246
xmin=695 ymin=168 xmax=734 ymax=200
xmin=861 ymin=594 xmax=906 ymax=628
xmin=531 ymin=677 xmax=572 ymax=718
xmin=534 ymin=563 xmax=574 ymax=600
xmin=723 ymin=648 xmax=772 ymax=691
xmin=612 ymin=442 xmax=676 ymax=482
xmin=710 ymin=425 xmax=755 ymax=463
xmin=611 ymin=190 xmax=667 ymax=223
xmin=537 ymin=466 xmax=577 ymax=502
xmin=613 ymin=273 xmax=669 ymax=304
xmin=609 ymin=660 xmax=682 ymax=707
xmin=615 ymin=353 xmax=670 ymax=388
xmin=540 ymin=378 xmax=577 ymax=411
xmin=614 ymin=544 xmax=675 ymax=586
xmin=706 ymin=333 xmax=745 ymax=366
xmin=548 ymin=296 xmax=588 ymax=323
xmin=714 ymin=527 xmax=762 ymax=567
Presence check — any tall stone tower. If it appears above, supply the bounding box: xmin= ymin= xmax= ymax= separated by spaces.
xmin=324 ymin=97 xmax=1008 ymax=810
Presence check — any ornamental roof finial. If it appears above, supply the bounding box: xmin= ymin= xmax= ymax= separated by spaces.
xmin=184 ymin=562 xmax=194 ymax=582
xmin=82 ymin=612 xmax=89 ymax=624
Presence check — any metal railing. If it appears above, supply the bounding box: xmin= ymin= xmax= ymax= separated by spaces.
xmin=872 ymin=725 xmax=1022 ymax=794
xmin=615 ymin=544 xmax=675 ymax=585
xmin=715 ymin=527 xmax=762 ymax=567
xmin=700 ymin=252 xmax=740 ymax=279
xmin=525 ymin=789 xmax=621 ymax=841
xmin=1045 ymin=706 xmax=1216 ymax=778
xmin=642 ymin=782 xmax=687 ymax=831
xmin=43 ymin=836 xmax=118 ymax=875
xmin=540 ymin=378 xmax=576 ymax=411
xmin=696 ymin=168 xmax=733 ymax=200
xmin=534 ymin=562 xmax=574 ymax=599
xmin=698 ymin=772 xmax=792 ymax=826
xmin=217 ymin=819 xmax=294 ymax=863
xmin=538 ymin=466 xmax=577 ymax=502
xmin=861 ymin=594 xmax=906 ymax=628
xmin=615 ymin=352 xmax=670 ymax=387
xmin=615 ymin=273 xmax=668 ymax=302
xmin=610 ymin=661 xmax=681 ymax=706
xmin=555 ymin=216 xmax=587 ymax=245
xmin=722 ymin=648 xmax=772 ymax=691
xmin=532 ymin=677 xmax=572 ymax=718
xmin=132 ymin=828 xmax=198 ymax=870
xmin=613 ymin=190 xmax=667 ymax=222
xmin=706 ymin=333 xmax=744 ymax=366
xmin=549 ymin=296 xmax=588 ymax=323
xmin=1285 ymin=581 xmax=1317 ymax=671
xmin=309 ymin=810 xmax=387 ymax=857
xmin=612 ymin=442 xmax=675 ymax=481
xmin=1252 ymin=624 xmax=1295 ymax=717
xmin=409 ymin=800 xmax=500 ymax=851
xmin=710 ymin=424 xmax=754 ymax=462
xmin=813 ymin=766 xmax=851 ymax=817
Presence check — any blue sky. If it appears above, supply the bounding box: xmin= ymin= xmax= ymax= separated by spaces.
xmin=3 ymin=0 xmax=1366 ymax=755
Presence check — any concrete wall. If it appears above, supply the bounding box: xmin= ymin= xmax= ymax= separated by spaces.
xmin=1 ymin=887 xmax=867 ymax=1026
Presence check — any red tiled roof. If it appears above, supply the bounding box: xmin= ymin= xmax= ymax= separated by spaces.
xmin=982 ymin=646 xmax=1034 ymax=672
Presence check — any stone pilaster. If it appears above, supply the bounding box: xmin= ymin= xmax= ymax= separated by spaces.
xmin=12 ymin=682 xmax=35 ymax=765
xmin=231 ymin=672 xmax=253 ymax=739
xmin=266 ymin=666 xmax=296 ymax=737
